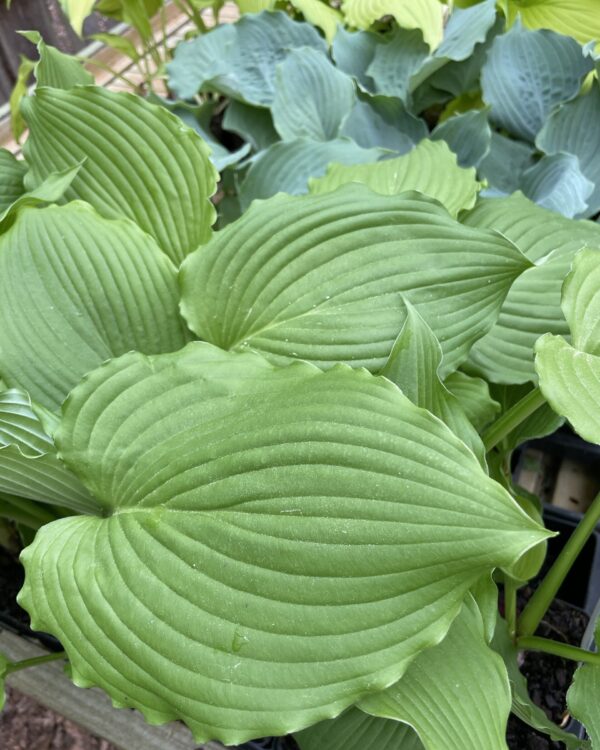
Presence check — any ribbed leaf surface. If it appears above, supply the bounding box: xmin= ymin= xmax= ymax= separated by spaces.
xmin=19 ymin=343 xmax=545 ymax=743
xmin=360 ymin=596 xmax=511 ymax=750
xmin=463 ymin=193 xmax=600 ymax=383
xmin=0 ymin=203 xmax=190 ymax=410
xmin=0 ymin=150 xmax=26 ymax=215
xmin=0 ymin=388 xmax=96 ymax=513
xmin=504 ymin=0 xmax=600 ymax=45
xmin=481 ymin=22 xmax=591 ymax=141
xmin=181 ymin=185 xmax=529 ymax=376
xmin=22 ymin=86 xmax=217 ymax=264
xmin=478 ymin=132 xmax=535 ymax=196
xmin=21 ymin=30 xmax=93 ymax=88
xmin=520 ymin=153 xmax=593 ymax=219
xmin=444 ymin=371 xmax=500 ymax=431
xmin=309 ymin=140 xmax=481 ymax=217
xmin=332 ymin=27 xmax=378 ymax=91
xmin=431 ymin=110 xmax=491 ymax=168
xmin=562 ymin=249 xmax=600 ymax=354
xmin=366 ymin=27 xmax=429 ymax=103
xmin=295 ymin=707 xmax=423 ymax=750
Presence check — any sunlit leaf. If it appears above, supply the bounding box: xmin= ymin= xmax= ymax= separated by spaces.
xmin=341 ymin=0 xmax=444 ymax=50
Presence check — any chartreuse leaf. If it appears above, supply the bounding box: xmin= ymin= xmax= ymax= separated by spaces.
xmin=238 ymin=138 xmax=383 ymax=209
xmin=20 ymin=30 xmax=93 ymax=88
xmin=341 ymin=0 xmax=444 ymax=50
xmin=519 ymin=153 xmax=594 ymax=219
xmin=0 ymin=150 xmax=26 ymax=214
xmin=309 ymin=139 xmax=481 ymax=217
xmin=181 ymin=185 xmax=530 ymax=375
xmin=359 ymin=595 xmax=511 ymax=750
xmin=0 ymin=203 xmax=191 ymax=411
xmin=167 ymin=12 xmax=326 ymax=105
xmin=289 ymin=0 xmax=342 ymax=43
xmin=445 ymin=371 xmax=500 ymax=431
xmin=536 ymin=249 xmax=600 ymax=444
xmin=493 ymin=619 xmax=588 ymax=749
xmin=19 ymin=342 xmax=547 ymax=744
xmin=431 ymin=109 xmax=491 ymax=167
xmin=503 ymin=0 xmax=600 ymax=46
xmin=272 ymin=48 xmax=356 ymax=141
xmin=568 ymin=616 xmax=600 ymax=747
xmin=0 ymin=389 xmax=96 ymax=513
xmin=341 ymin=93 xmax=426 ymax=153
xmin=463 ymin=193 xmax=600 ymax=383
xmin=537 ymin=82 xmax=600 ymax=217
xmin=57 ymin=0 xmax=96 ymax=35
xmin=481 ymin=22 xmax=592 ymax=141
xmin=296 ymin=707 xmax=423 ymax=749
xmin=381 ymin=301 xmax=485 ymax=463
xmin=22 ymin=86 xmax=217 ymax=265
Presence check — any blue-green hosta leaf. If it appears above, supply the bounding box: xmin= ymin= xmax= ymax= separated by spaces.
xmin=0 ymin=163 xmax=81 ymax=233
xmin=223 ymin=100 xmax=279 ymax=152
xmin=20 ymin=30 xmax=93 ymax=88
xmin=381 ymin=301 xmax=485 ymax=463
xmin=367 ymin=28 xmax=430 ymax=104
xmin=537 ymin=82 xmax=600 ymax=218
xmin=289 ymin=0 xmax=342 ymax=43
xmin=238 ymin=138 xmax=383 ymax=210
xmin=568 ymin=616 xmax=600 ymax=747
xmin=503 ymin=0 xmax=600 ymax=46
xmin=332 ymin=26 xmax=378 ymax=92
xmin=431 ymin=109 xmax=491 ymax=167
xmin=535 ymin=249 xmax=600 ymax=444
xmin=167 ymin=11 xmax=326 ymax=105
xmin=0 ymin=150 xmax=26 ymax=214
xmin=181 ymin=185 xmax=530 ymax=375
xmin=296 ymin=708 xmax=423 ymax=750
xmin=19 ymin=342 xmax=547 ymax=743
xmin=481 ymin=22 xmax=592 ymax=141
xmin=309 ymin=139 xmax=481 ymax=217
xmin=0 ymin=389 xmax=97 ymax=513
xmin=520 ymin=153 xmax=594 ymax=219
xmin=22 ymin=86 xmax=217 ymax=265
xmin=444 ymin=371 xmax=500 ymax=431
xmin=478 ymin=133 xmax=536 ymax=197
xmin=341 ymin=0 xmax=444 ymax=50
xmin=0 ymin=203 xmax=191 ymax=411
xmin=272 ymin=48 xmax=356 ymax=141
xmin=341 ymin=93 xmax=427 ymax=153
xmin=463 ymin=193 xmax=600 ymax=383
xmin=360 ymin=595 xmax=511 ymax=750
xmin=493 ymin=618 xmax=588 ymax=749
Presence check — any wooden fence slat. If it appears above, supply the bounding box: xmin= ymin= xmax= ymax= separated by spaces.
xmin=0 ymin=629 xmax=225 ymax=750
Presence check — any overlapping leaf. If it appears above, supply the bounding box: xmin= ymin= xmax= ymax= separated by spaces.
xmin=20 ymin=342 xmax=546 ymax=743
xmin=181 ymin=185 xmax=529 ymax=375
xmin=463 ymin=193 xmax=600 ymax=383
xmin=341 ymin=0 xmax=444 ymax=50
xmin=0 ymin=203 xmax=191 ymax=411
xmin=503 ymin=0 xmax=600 ymax=46
xmin=444 ymin=371 xmax=500 ymax=431
xmin=0 ymin=150 xmax=26 ymax=215
xmin=431 ymin=109 xmax=491 ymax=167
xmin=22 ymin=85 xmax=217 ymax=264
xmin=309 ymin=139 xmax=481 ymax=217
xmin=537 ymin=82 xmax=600 ymax=217
xmin=289 ymin=0 xmax=342 ymax=43
xmin=20 ymin=30 xmax=93 ymax=88
xmin=478 ymin=133 xmax=536 ymax=197
xmin=360 ymin=596 xmax=511 ymax=750
xmin=568 ymin=616 xmax=600 ymax=747
xmin=519 ymin=153 xmax=594 ymax=219
xmin=332 ymin=27 xmax=378 ymax=92
xmin=238 ymin=138 xmax=383 ymax=209
xmin=366 ymin=28 xmax=429 ymax=104
xmin=481 ymin=22 xmax=592 ymax=141
xmin=223 ymin=100 xmax=279 ymax=152
xmin=341 ymin=94 xmax=426 ymax=153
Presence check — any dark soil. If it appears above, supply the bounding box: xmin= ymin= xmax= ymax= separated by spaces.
xmin=506 ymin=588 xmax=589 ymax=749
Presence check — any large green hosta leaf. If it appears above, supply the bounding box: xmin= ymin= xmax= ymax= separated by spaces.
xmin=272 ymin=48 xmax=356 ymax=141
xmin=0 ymin=150 xmax=26 ymax=215
xmin=20 ymin=30 xmax=93 ymax=88
xmin=481 ymin=21 xmax=592 ymax=142
xmin=568 ymin=616 xmax=600 ymax=747
xmin=296 ymin=707 xmax=423 ymax=750
xmin=19 ymin=342 xmax=546 ymax=744
xmin=22 ymin=86 xmax=217 ymax=265
xmin=309 ymin=139 xmax=481 ymax=217
xmin=537 ymin=82 xmax=600 ymax=218
xmin=463 ymin=193 xmax=600 ymax=383
xmin=536 ymin=249 xmax=600 ymax=443
xmin=0 ymin=388 xmax=97 ymax=513
xmin=0 ymin=203 xmax=190 ymax=411
xmin=503 ymin=0 xmax=600 ymax=46
xmin=341 ymin=0 xmax=444 ymax=50
xmin=360 ymin=595 xmax=511 ymax=750
xmin=181 ymin=185 xmax=529 ymax=375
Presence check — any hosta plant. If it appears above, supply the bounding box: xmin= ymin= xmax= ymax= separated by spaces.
xmin=2 ymin=30 xmax=600 ymax=750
